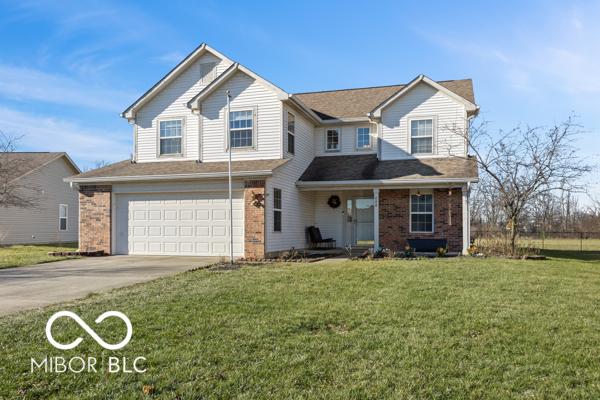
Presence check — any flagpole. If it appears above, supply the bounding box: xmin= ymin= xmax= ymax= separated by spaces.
xmin=226 ymin=90 xmax=234 ymax=265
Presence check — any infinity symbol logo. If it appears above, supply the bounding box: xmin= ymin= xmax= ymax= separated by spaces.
xmin=45 ymin=311 xmax=133 ymax=350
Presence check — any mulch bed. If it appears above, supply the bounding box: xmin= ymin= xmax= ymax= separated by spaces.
xmin=47 ymin=250 xmax=105 ymax=257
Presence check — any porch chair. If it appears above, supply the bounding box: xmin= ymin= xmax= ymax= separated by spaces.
xmin=307 ymin=226 xmax=336 ymax=249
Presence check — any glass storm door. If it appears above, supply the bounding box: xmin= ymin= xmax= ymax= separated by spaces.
xmin=346 ymin=198 xmax=375 ymax=246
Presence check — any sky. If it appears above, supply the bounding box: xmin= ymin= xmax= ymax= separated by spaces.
xmin=0 ymin=0 xmax=598 ymax=199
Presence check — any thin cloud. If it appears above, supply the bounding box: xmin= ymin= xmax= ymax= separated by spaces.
xmin=0 ymin=64 xmax=134 ymax=112
xmin=0 ymin=106 xmax=130 ymax=167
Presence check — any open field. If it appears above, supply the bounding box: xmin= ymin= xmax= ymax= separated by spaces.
xmin=473 ymin=236 xmax=600 ymax=252
xmin=1 ymin=255 xmax=600 ymax=399
xmin=0 ymin=243 xmax=79 ymax=270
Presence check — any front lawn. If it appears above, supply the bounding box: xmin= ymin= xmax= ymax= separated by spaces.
xmin=1 ymin=256 xmax=600 ymax=399
xmin=0 ymin=243 xmax=79 ymax=269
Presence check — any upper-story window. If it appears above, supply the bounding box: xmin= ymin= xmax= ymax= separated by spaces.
xmin=159 ymin=119 xmax=183 ymax=155
xmin=229 ymin=110 xmax=254 ymax=148
xmin=356 ymin=127 xmax=371 ymax=149
xmin=325 ymin=128 xmax=340 ymax=152
xmin=287 ymin=112 xmax=295 ymax=155
xmin=410 ymin=118 xmax=434 ymax=155
xmin=200 ymin=62 xmax=217 ymax=84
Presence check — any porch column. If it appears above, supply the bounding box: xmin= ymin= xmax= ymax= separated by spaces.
xmin=462 ymin=184 xmax=470 ymax=254
xmin=373 ymin=188 xmax=380 ymax=249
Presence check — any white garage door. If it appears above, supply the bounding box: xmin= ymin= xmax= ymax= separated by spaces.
xmin=115 ymin=192 xmax=244 ymax=256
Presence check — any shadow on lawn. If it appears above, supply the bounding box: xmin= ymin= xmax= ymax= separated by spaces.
xmin=540 ymin=249 xmax=600 ymax=262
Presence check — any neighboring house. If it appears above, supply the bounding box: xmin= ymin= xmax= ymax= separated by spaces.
xmin=0 ymin=152 xmax=80 ymax=245
xmin=66 ymin=43 xmax=478 ymax=258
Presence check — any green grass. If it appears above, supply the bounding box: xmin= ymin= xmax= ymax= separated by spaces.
xmin=0 ymin=243 xmax=79 ymax=269
xmin=2 ymin=256 xmax=600 ymax=399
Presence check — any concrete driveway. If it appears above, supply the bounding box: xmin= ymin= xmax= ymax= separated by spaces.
xmin=0 ymin=256 xmax=219 ymax=316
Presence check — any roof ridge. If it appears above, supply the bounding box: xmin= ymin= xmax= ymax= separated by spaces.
xmin=293 ymin=78 xmax=472 ymax=95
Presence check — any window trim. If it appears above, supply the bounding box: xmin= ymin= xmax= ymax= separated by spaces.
xmin=287 ymin=112 xmax=295 ymax=155
xmin=409 ymin=190 xmax=434 ymax=234
xmin=273 ymin=188 xmax=282 ymax=232
xmin=324 ymin=127 xmax=341 ymax=152
xmin=156 ymin=117 xmax=185 ymax=158
xmin=355 ymin=126 xmax=372 ymax=150
xmin=226 ymin=107 xmax=257 ymax=151
xmin=59 ymin=204 xmax=68 ymax=232
xmin=407 ymin=116 xmax=437 ymax=156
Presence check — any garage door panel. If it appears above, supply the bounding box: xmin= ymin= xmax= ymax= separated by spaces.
xmin=116 ymin=191 xmax=244 ymax=256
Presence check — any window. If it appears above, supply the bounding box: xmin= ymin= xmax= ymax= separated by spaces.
xmin=356 ymin=127 xmax=371 ymax=149
xmin=410 ymin=118 xmax=434 ymax=154
xmin=287 ymin=112 xmax=295 ymax=154
xmin=229 ymin=110 xmax=253 ymax=148
xmin=59 ymin=204 xmax=68 ymax=231
xmin=326 ymin=128 xmax=340 ymax=151
xmin=200 ymin=62 xmax=216 ymax=84
xmin=410 ymin=193 xmax=433 ymax=232
xmin=273 ymin=188 xmax=282 ymax=232
xmin=159 ymin=119 xmax=182 ymax=155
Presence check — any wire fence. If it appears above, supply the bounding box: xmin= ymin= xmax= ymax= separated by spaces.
xmin=471 ymin=231 xmax=600 ymax=252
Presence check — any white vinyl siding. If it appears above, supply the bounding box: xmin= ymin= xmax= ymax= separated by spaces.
xmin=201 ymin=71 xmax=282 ymax=162
xmin=314 ymin=123 xmax=377 ymax=156
xmin=380 ymin=82 xmax=467 ymax=160
xmin=200 ymin=62 xmax=217 ymax=84
xmin=0 ymin=157 xmax=79 ymax=245
xmin=266 ymin=108 xmax=315 ymax=252
xmin=135 ymin=53 xmax=233 ymax=162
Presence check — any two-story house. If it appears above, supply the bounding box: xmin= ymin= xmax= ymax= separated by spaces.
xmin=66 ymin=43 xmax=478 ymax=258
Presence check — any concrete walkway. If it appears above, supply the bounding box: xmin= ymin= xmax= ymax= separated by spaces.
xmin=0 ymin=256 xmax=218 ymax=316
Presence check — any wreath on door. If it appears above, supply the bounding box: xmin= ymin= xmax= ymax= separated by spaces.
xmin=327 ymin=195 xmax=341 ymax=208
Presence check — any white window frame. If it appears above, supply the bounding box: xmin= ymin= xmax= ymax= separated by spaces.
xmin=199 ymin=62 xmax=217 ymax=84
xmin=325 ymin=128 xmax=341 ymax=152
xmin=287 ymin=112 xmax=295 ymax=155
xmin=226 ymin=107 xmax=256 ymax=150
xmin=59 ymin=204 xmax=68 ymax=232
xmin=355 ymin=126 xmax=371 ymax=150
xmin=273 ymin=188 xmax=282 ymax=232
xmin=409 ymin=190 xmax=434 ymax=233
xmin=157 ymin=118 xmax=185 ymax=157
xmin=408 ymin=116 xmax=437 ymax=156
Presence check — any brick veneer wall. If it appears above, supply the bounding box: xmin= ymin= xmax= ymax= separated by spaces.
xmin=79 ymin=185 xmax=112 ymax=254
xmin=379 ymin=188 xmax=463 ymax=253
xmin=244 ymin=180 xmax=266 ymax=259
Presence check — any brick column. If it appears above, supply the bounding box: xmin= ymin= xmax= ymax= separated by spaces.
xmin=244 ymin=180 xmax=265 ymax=259
xmin=79 ymin=185 xmax=112 ymax=254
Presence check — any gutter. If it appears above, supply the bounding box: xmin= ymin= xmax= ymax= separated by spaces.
xmin=64 ymin=169 xmax=274 ymax=184
xmin=296 ymin=177 xmax=479 ymax=189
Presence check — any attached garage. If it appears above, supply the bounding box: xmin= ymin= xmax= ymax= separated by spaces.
xmin=114 ymin=192 xmax=244 ymax=256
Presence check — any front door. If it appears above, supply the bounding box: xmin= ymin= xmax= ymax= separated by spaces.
xmin=345 ymin=198 xmax=375 ymax=246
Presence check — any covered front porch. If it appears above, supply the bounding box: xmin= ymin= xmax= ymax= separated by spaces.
xmin=301 ymin=186 xmax=471 ymax=255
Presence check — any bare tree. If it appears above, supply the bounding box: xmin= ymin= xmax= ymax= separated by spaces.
xmin=452 ymin=117 xmax=591 ymax=254
xmin=0 ymin=132 xmax=37 ymax=208
xmin=81 ymin=160 xmax=110 ymax=172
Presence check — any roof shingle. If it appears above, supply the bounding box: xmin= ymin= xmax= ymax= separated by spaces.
xmin=299 ymin=154 xmax=478 ymax=182
xmin=293 ymin=79 xmax=474 ymax=120
xmin=1 ymin=152 xmax=67 ymax=182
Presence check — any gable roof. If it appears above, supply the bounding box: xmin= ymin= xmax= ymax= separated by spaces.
xmin=1 ymin=152 xmax=80 ymax=182
xmin=186 ymin=63 xmax=289 ymax=110
xmin=121 ymin=43 xmax=234 ymax=120
xmin=66 ymin=158 xmax=287 ymax=183
xmin=298 ymin=154 xmax=478 ymax=187
xmin=293 ymin=77 xmax=476 ymax=120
